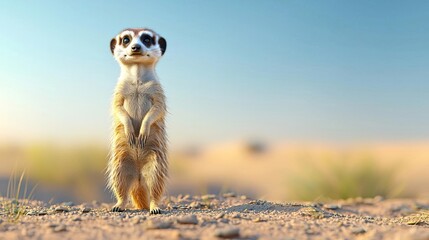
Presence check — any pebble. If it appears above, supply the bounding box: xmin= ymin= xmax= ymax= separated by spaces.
xmin=26 ymin=211 xmax=38 ymax=216
xmin=53 ymin=225 xmax=67 ymax=232
xmin=144 ymin=219 xmax=172 ymax=230
xmin=214 ymin=227 xmax=240 ymax=238
xmin=55 ymin=206 xmax=69 ymax=213
xmin=38 ymin=210 xmax=48 ymax=216
xmin=177 ymin=215 xmax=198 ymax=225
xmin=189 ymin=201 xmax=202 ymax=209
xmin=44 ymin=223 xmax=58 ymax=228
xmin=351 ymin=227 xmax=366 ymax=235
xmin=21 ymin=228 xmax=35 ymax=237
xmin=183 ymin=194 xmax=190 ymax=200
xmin=201 ymin=194 xmax=216 ymax=201
xmin=325 ymin=204 xmax=341 ymax=210
xmin=132 ymin=216 xmax=146 ymax=224
xmin=218 ymin=218 xmax=229 ymax=223
xmin=62 ymin=202 xmax=74 ymax=207
xmin=216 ymin=213 xmax=225 ymax=219
xmin=240 ymin=195 xmax=248 ymax=200
xmin=222 ymin=192 xmax=236 ymax=198
xmin=253 ymin=217 xmax=265 ymax=222
xmin=231 ymin=213 xmax=241 ymax=219
xmin=81 ymin=207 xmax=91 ymax=213
xmin=72 ymin=216 xmax=81 ymax=221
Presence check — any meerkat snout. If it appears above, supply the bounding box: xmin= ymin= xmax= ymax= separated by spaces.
xmin=131 ymin=44 xmax=142 ymax=53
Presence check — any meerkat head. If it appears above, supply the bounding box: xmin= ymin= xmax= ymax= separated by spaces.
xmin=110 ymin=28 xmax=167 ymax=65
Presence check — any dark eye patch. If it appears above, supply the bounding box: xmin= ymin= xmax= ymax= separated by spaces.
xmin=140 ymin=33 xmax=153 ymax=48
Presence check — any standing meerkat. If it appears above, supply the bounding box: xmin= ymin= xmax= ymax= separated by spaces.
xmin=107 ymin=28 xmax=168 ymax=214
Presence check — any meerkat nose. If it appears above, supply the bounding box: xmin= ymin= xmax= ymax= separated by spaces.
xmin=131 ymin=44 xmax=142 ymax=52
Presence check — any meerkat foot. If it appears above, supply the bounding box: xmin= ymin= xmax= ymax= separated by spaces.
xmin=149 ymin=200 xmax=162 ymax=214
xmin=112 ymin=206 xmax=125 ymax=212
xmin=150 ymin=207 xmax=161 ymax=215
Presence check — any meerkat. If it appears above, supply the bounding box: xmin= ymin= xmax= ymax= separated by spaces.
xmin=107 ymin=28 xmax=168 ymax=214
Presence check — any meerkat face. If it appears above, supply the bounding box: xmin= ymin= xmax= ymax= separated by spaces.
xmin=110 ymin=28 xmax=167 ymax=65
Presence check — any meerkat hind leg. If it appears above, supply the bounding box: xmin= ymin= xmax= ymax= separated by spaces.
xmin=143 ymin=153 xmax=167 ymax=215
xmin=111 ymin=158 xmax=139 ymax=212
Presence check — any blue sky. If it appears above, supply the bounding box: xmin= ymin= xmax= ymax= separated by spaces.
xmin=0 ymin=1 xmax=428 ymax=146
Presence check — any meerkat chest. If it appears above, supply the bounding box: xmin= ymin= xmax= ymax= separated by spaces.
xmin=120 ymin=81 xmax=153 ymax=120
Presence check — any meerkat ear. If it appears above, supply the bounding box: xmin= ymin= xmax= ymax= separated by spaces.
xmin=110 ymin=38 xmax=117 ymax=54
xmin=158 ymin=37 xmax=167 ymax=56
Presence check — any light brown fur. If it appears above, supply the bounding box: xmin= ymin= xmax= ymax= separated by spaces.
xmin=107 ymin=28 xmax=168 ymax=214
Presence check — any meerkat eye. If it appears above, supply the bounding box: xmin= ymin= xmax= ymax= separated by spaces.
xmin=144 ymin=38 xmax=150 ymax=43
xmin=123 ymin=37 xmax=130 ymax=44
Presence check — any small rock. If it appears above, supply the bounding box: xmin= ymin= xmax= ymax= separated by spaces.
xmin=45 ymin=223 xmax=59 ymax=228
xmin=53 ymin=225 xmax=67 ymax=232
xmin=253 ymin=217 xmax=265 ymax=222
xmin=62 ymin=202 xmax=74 ymax=207
xmin=21 ymin=228 xmax=35 ymax=237
xmin=189 ymin=201 xmax=202 ymax=209
xmin=231 ymin=213 xmax=241 ymax=218
xmin=72 ymin=216 xmax=81 ymax=221
xmin=81 ymin=207 xmax=91 ymax=213
xmin=26 ymin=211 xmax=38 ymax=216
xmin=38 ymin=210 xmax=48 ymax=216
xmin=240 ymin=195 xmax=248 ymax=200
xmin=177 ymin=215 xmax=198 ymax=225
xmin=222 ymin=192 xmax=236 ymax=198
xmin=201 ymin=194 xmax=216 ymax=200
xmin=132 ymin=216 xmax=146 ymax=224
xmin=325 ymin=204 xmax=341 ymax=210
xmin=216 ymin=213 xmax=225 ymax=219
xmin=55 ymin=206 xmax=69 ymax=213
xmin=218 ymin=218 xmax=229 ymax=223
xmin=214 ymin=227 xmax=240 ymax=238
xmin=351 ymin=227 xmax=366 ymax=235
xmin=183 ymin=194 xmax=190 ymax=200
xmin=145 ymin=219 xmax=172 ymax=230
xmin=300 ymin=207 xmax=325 ymax=219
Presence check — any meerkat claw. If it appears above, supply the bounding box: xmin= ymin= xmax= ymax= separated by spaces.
xmin=128 ymin=134 xmax=136 ymax=147
xmin=112 ymin=206 xmax=125 ymax=212
xmin=137 ymin=134 xmax=148 ymax=148
xmin=150 ymin=208 xmax=161 ymax=215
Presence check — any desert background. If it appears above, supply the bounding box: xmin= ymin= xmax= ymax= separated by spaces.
xmin=1 ymin=1 xmax=429 ymax=239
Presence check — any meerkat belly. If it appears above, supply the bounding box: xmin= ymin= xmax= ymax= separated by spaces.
xmin=124 ymin=93 xmax=152 ymax=134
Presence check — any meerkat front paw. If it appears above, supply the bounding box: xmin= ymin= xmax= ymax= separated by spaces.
xmin=137 ymin=123 xmax=150 ymax=148
xmin=137 ymin=133 xmax=148 ymax=148
xmin=126 ymin=132 xmax=136 ymax=147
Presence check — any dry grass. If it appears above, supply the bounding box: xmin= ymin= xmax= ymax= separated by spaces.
xmin=1 ymin=169 xmax=38 ymax=222
xmin=287 ymin=154 xmax=402 ymax=201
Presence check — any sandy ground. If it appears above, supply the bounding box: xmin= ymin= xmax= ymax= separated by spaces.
xmin=1 ymin=195 xmax=429 ymax=240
